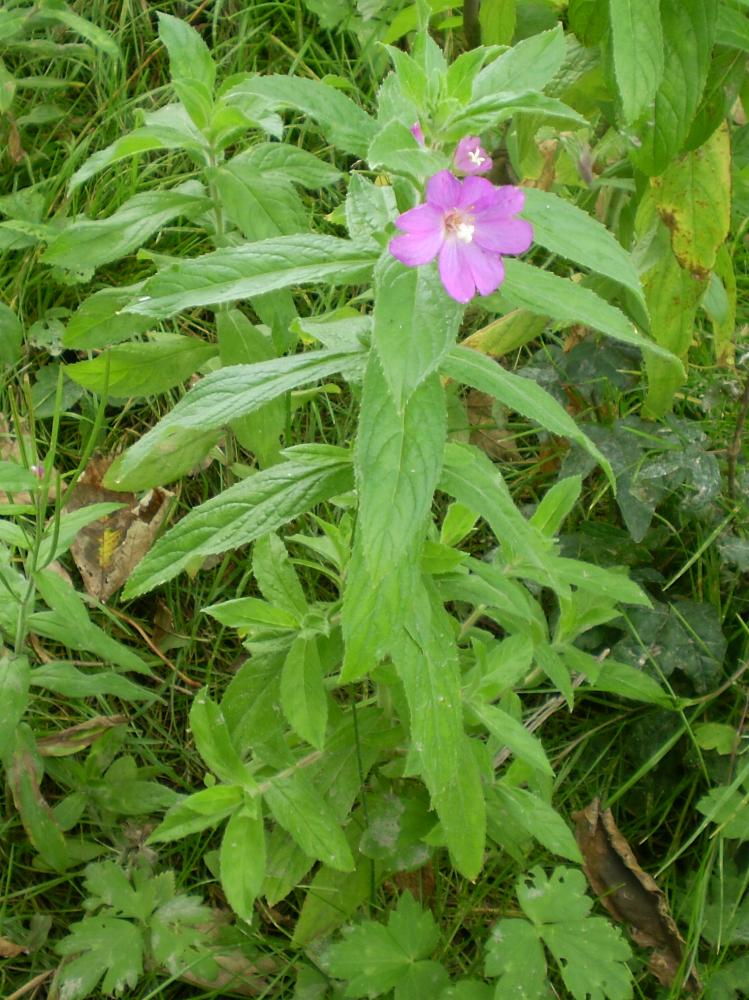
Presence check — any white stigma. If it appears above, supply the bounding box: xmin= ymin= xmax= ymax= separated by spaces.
xmin=468 ymin=148 xmax=485 ymax=165
xmin=455 ymin=221 xmax=475 ymax=243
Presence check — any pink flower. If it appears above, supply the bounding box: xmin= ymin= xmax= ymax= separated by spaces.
xmin=454 ymin=136 xmax=492 ymax=175
xmin=388 ymin=170 xmax=533 ymax=304
xmin=410 ymin=121 xmax=425 ymax=146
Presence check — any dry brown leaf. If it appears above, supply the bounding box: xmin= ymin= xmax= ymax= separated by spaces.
xmin=465 ymin=389 xmax=520 ymax=462
xmin=65 ymin=455 xmax=172 ymax=601
xmin=573 ymin=798 xmax=701 ymax=993
xmin=0 ymin=936 xmax=27 ymax=958
xmin=179 ymin=911 xmax=279 ymax=996
xmin=36 ymin=714 xmax=127 ymax=757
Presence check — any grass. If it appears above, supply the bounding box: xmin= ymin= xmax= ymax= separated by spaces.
xmin=2 ymin=2 xmax=749 ymax=998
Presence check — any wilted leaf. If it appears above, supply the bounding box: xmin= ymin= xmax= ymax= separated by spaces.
xmin=36 ymin=714 xmax=127 ymax=757
xmin=66 ymin=455 xmax=172 ymax=601
xmin=573 ymin=798 xmax=700 ymax=992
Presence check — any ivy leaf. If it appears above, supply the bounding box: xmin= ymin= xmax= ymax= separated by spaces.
xmin=56 ymin=916 xmax=144 ymax=998
xmin=324 ymin=893 xmax=441 ymax=998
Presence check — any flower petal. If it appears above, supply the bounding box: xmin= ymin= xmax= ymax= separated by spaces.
xmin=473 ymin=185 xmax=525 ymax=217
xmin=473 ymin=217 xmax=534 ymax=255
xmin=454 ymin=136 xmax=492 ymax=175
xmin=389 ymin=227 xmax=443 ymax=267
xmin=426 ymin=170 xmax=463 ymax=211
xmin=457 ymin=175 xmax=495 ymax=209
xmin=438 ymin=239 xmax=475 ymax=303
xmin=394 ymin=203 xmax=444 ymax=235
xmin=461 ymin=242 xmax=505 ymax=297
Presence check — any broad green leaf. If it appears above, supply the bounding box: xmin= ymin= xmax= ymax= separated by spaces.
xmin=29 ymin=662 xmax=156 ymax=702
xmin=253 ymin=533 xmax=307 ymax=617
xmin=391 ymin=584 xmax=485 ymax=878
xmin=231 ymin=142 xmax=342 ymax=188
xmin=69 ymin=112 xmax=208 ymax=191
xmin=264 ymin=770 xmax=354 ymax=871
xmin=485 ymin=918 xmax=549 ymax=999
xmin=565 ymin=647 xmax=673 ymax=707
xmin=492 ymin=783 xmax=582 ymax=860
xmin=65 ymin=335 xmax=217 ymax=396
xmin=214 ymin=163 xmax=308 ymax=241
xmin=224 ymin=76 xmax=377 ymax=158
xmin=442 ymin=91 xmax=586 ymax=139
xmin=696 ymin=785 xmax=749 ymax=840
xmin=123 ymin=235 xmax=377 ymax=319
xmin=367 ymin=120 xmax=448 ymax=179
xmin=480 ymin=0 xmax=517 ymax=45
xmin=202 ymin=596 xmax=299 ymax=630
xmin=63 ymin=283 xmax=152 ymax=350
xmin=42 ymin=190 xmax=209 ymax=272
xmin=443 ymin=347 xmax=612 ymax=482
xmin=107 ymin=348 xmax=363 ymax=490
xmin=148 ymin=785 xmax=243 ymax=843
xmin=706 ymin=245 xmax=737 ymax=365
xmin=472 ymin=25 xmax=565 ymax=99
xmin=0 ymin=301 xmax=23 ymax=366
xmin=0 ymin=654 xmax=30 ymax=760
xmin=103 ymin=425 xmax=221 ymax=492
xmin=609 ymin=0 xmax=664 ymax=124
xmin=356 ymin=359 xmax=445 ymax=582
xmin=157 ymin=12 xmax=216 ymax=91
xmin=498 ymin=259 xmax=683 ymax=372
xmin=324 ymin=893 xmax=441 ymax=997
xmin=374 ymin=255 xmax=463 ymax=408
xmin=280 ymin=636 xmax=328 ymax=750
xmin=189 ymin=688 xmax=254 ymax=787
xmin=522 ymin=187 xmax=646 ymax=309
xmin=0 ymin=460 xmax=40 ymax=493
xmin=345 ymin=174 xmax=398 ymax=246
xmin=653 ymin=122 xmax=731 ymax=279
xmin=55 ymin=917 xmax=143 ymax=999
xmin=469 ymin=702 xmax=553 ymax=775
xmin=220 ymin=805 xmax=266 ymax=921
xmin=717 ymin=3 xmax=749 ymax=50
xmin=630 ymin=0 xmax=718 ymax=176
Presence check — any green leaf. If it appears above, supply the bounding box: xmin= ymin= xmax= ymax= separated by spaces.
xmin=29 ymin=662 xmax=156 ymax=702
xmin=224 ymin=76 xmax=377 ymax=158
xmin=122 ymin=452 xmax=353 ymax=596
xmin=479 ymin=0 xmax=517 ymax=45
xmin=367 ymin=120 xmax=448 ymax=180
xmin=7 ymin=726 xmax=70 ymax=871
xmin=103 ymin=425 xmax=221 ymax=492
xmin=107 ymin=347 xmax=361 ymax=489
xmin=472 ymin=25 xmax=565 ymax=99
xmin=253 ymin=533 xmax=307 ymax=618
xmin=63 ymin=283 xmax=153 ymax=350
xmin=469 ymin=702 xmax=553 ymax=776
xmin=717 ymin=3 xmax=749 ymax=50
xmin=189 ymin=688 xmax=254 ymax=787
xmin=498 ymin=259 xmax=683 ymax=371
xmin=65 ymin=335 xmax=217 ymax=396
xmin=0 ymin=654 xmax=30 ymax=760
xmin=324 ymin=893 xmax=441 ymax=997
xmin=55 ymin=917 xmax=143 ymax=998
xmin=345 ymin=174 xmax=398 ymax=246
xmin=0 ymin=459 xmax=40 ymax=493
xmin=264 ymin=770 xmax=354 ymax=871
xmin=696 ymin=784 xmax=749 ymax=840
xmin=0 ymin=301 xmax=23 ymax=366
xmin=123 ymin=235 xmax=377 ymax=319
xmin=442 ymin=91 xmax=586 ymax=139
xmin=374 ymin=255 xmax=463 ymax=409
xmin=231 ymin=142 xmax=342 ymax=188
xmin=567 ymin=648 xmax=673 ymax=707
xmin=41 ymin=3 xmax=121 ymax=60
xmin=609 ymin=0 xmax=664 ymax=125
xmin=42 ymin=190 xmax=209 ymax=272
xmin=492 ymin=783 xmax=582 ymax=861
xmin=653 ymin=122 xmax=731 ymax=279
xmin=214 ymin=163 xmax=308 ymax=241
xmin=630 ymin=0 xmax=718 ymax=176
xmin=521 ymin=187 xmax=646 ymax=309
xmin=220 ymin=804 xmax=266 ymax=921
xmin=443 ymin=347 xmax=612 ymax=482
xmin=485 ymin=918 xmax=550 ymax=998
xmin=148 ymin=785 xmax=244 ymax=843
xmin=530 ymin=476 xmax=581 ymax=536
xmin=391 ymin=583 xmax=486 ymax=879
xmin=157 ymin=12 xmax=216 ymax=91
xmin=281 ymin=636 xmax=328 ymax=750
xmin=356 ymin=359 xmax=445 ymax=582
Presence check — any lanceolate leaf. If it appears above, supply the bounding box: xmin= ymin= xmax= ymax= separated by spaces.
xmin=630 ymin=0 xmax=718 ymax=176
xmin=231 ymin=143 xmax=342 ymax=188
xmin=472 ymin=24 xmax=565 ymax=99
xmin=521 ymin=188 xmax=646 ymax=308
xmin=609 ymin=0 xmax=664 ymax=125
xmin=356 ymin=359 xmax=445 ymax=583
xmin=220 ymin=805 xmax=266 ymax=921
xmin=280 ymin=636 xmax=328 ymax=750
xmin=0 ymin=654 xmax=30 ymax=760
xmin=106 ymin=347 xmax=364 ymax=489
xmin=123 ymin=453 xmax=353 ymax=597
xmin=123 ymin=235 xmax=377 ymax=319
xmin=499 ymin=259 xmax=683 ymax=373
xmin=224 ymin=76 xmax=377 ymax=158
xmin=442 ymin=347 xmax=612 ymax=482
xmin=264 ymin=771 xmax=354 ymax=871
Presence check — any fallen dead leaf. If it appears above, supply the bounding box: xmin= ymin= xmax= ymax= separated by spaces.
xmin=180 ymin=910 xmax=280 ymax=996
xmin=465 ymin=389 xmax=520 ymax=462
xmin=0 ymin=936 xmax=27 ymax=958
xmin=65 ymin=455 xmax=172 ymax=601
xmin=573 ymin=798 xmax=701 ymax=993
xmin=36 ymin=714 xmax=127 ymax=757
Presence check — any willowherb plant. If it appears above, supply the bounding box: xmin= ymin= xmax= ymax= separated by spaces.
xmin=6 ymin=1 xmax=743 ymax=996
